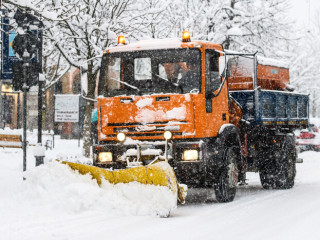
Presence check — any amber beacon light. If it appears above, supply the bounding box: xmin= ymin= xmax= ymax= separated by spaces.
xmin=182 ymin=31 xmax=191 ymax=42
xmin=118 ymin=36 xmax=126 ymax=45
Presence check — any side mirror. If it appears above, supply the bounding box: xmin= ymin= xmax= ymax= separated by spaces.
xmin=80 ymin=63 xmax=88 ymax=96
xmin=219 ymin=56 xmax=225 ymax=77
xmin=219 ymin=55 xmax=233 ymax=79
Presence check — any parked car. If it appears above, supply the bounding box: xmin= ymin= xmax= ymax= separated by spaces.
xmin=296 ymin=124 xmax=320 ymax=152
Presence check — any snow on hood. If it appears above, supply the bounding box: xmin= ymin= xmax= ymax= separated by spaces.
xmin=23 ymin=161 xmax=176 ymax=217
xmin=135 ymin=106 xmax=186 ymax=123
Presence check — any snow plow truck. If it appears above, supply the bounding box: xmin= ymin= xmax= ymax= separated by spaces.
xmin=70 ymin=31 xmax=309 ymax=205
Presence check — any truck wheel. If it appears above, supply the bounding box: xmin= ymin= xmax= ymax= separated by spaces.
xmin=274 ymin=136 xmax=296 ymax=189
xmin=214 ymin=147 xmax=239 ymax=202
xmin=259 ymin=164 xmax=275 ymax=189
xmin=260 ymin=135 xmax=296 ymax=189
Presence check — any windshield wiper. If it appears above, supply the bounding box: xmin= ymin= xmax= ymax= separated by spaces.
xmin=109 ymin=77 xmax=141 ymax=94
xmin=148 ymin=71 xmax=183 ymax=92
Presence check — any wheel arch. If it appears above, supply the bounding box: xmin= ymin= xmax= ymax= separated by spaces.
xmin=217 ymin=124 xmax=243 ymax=167
xmin=219 ymin=124 xmax=241 ymax=149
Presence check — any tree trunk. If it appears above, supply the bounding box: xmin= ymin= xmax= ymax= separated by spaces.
xmin=82 ymin=65 xmax=96 ymax=157
xmin=83 ymin=99 xmax=94 ymax=157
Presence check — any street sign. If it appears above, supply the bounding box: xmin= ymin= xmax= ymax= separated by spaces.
xmin=54 ymin=95 xmax=80 ymax=122
xmin=9 ymin=32 xmax=17 ymax=57
xmin=1 ymin=9 xmax=43 ymax=80
xmin=1 ymin=15 xmax=21 ymax=80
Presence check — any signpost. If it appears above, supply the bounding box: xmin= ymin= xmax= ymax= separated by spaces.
xmin=54 ymin=95 xmax=80 ymax=122
xmin=8 ymin=8 xmax=44 ymax=176
xmin=54 ymin=94 xmax=81 ymax=146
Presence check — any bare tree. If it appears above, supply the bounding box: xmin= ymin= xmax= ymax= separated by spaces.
xmin=146 ymin=0 xmax=294 ymax=58
xmin=3 ymin=0 xmax=166 ymax=156
xmin=290 ymin=11 xmax=320 ymax=117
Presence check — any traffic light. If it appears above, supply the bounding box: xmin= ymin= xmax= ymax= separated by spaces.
xmin=12 ymin=62 xmax=41 ymax=91
xmin=13 ymin=9 xmax=43 ymax=31
xmin=12 ymin=9 xmax=42 ymax=62
xmin=11 ymin=8 xmax=43 ymax=90
xmin=12 ymin=31 xmax=40 ymax=61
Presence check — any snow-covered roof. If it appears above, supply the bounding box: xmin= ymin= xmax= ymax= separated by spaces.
xmin=257 ymin=56 xmax=289 ymax=69
xmin=106 ymin=38 xmax=202 ymax=53
xmin=224 ymin=50 xmax=289 ymax=69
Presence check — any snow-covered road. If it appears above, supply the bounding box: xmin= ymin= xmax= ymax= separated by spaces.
xmin=0 ymin=138 xmax=319 ymax=240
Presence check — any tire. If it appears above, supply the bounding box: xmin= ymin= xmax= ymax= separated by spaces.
xmin=260 ymin=135 xmax=296 ymax=189
xmin=214 ymin=146 xmax=239 ymax=202
xmin=259 ymin=163 xmax=275 ymax=189
xmin=274 ymin=135 xmax=296 ymax=189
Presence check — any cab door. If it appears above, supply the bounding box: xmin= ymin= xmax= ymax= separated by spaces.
xmin=202 ymin=49 xmax=229 ymax=137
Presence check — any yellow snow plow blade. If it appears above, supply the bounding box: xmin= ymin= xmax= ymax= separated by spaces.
xmin=60 ymin=161 xmax=187 ymax=203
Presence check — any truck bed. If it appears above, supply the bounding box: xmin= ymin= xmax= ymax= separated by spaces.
xmin=230 ymin=90 xmax=309 ymax=128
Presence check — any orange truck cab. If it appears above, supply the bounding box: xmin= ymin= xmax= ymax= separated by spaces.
xmin=93 ymin=33 xmax=309 ymax=202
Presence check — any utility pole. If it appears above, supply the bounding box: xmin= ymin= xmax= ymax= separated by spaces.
xmin=22 ymin=82 xmax=27 ymax=179
xmin=21 ymin=38 xmax=30 ymax=180
xmin=0 ymin=0 xmax=3 ymax=128
xmin=36 ymin=74 xmax=45 ymax=166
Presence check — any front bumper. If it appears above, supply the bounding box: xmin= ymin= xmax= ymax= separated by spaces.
xmin=93 ymin=139 xmax=217 ymax=187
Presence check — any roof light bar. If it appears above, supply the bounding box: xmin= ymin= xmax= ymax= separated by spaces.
xmin=118 ymin=36 xmax=126 ymax=45
xmin=182 ymin=31 xmax=191 ymax=42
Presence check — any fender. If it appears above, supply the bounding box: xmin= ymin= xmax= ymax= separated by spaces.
xmin=214 ymin=124 xmax=242 ymax=167
xmin=218 ymin=124 xmax=241 ymax=148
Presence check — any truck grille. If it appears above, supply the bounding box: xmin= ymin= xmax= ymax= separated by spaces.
xmin=108 ymin=132 xmax=183 ymax=138
xmin=108 ymin=121 xmax=187 ymax=127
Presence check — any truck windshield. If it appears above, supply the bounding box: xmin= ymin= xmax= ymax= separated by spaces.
xmin=99 ymin=48 xmax=201 ymax=97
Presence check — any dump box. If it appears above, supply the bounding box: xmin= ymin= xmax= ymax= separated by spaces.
xmin=230 ymin=90 xmax=309 ymax=128
xmin=228 ymin=56 xmax=290 ymax=91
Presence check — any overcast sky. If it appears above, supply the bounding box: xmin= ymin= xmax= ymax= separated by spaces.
xmin=289 ymin=0 xmax=320 ymax=27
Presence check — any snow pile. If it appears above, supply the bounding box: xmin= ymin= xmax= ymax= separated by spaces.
xmin=23 ymin=161 xmax=176 ymax=217
xmin=0 ymin=127 xmax=23 ymax=135
xmin=2 ymin=138 xmax=320 ymax=239
xmin=0 ymin=128 xmax=54 ymax=146
xmin=310 ymin=117 xmax=320 ymax=127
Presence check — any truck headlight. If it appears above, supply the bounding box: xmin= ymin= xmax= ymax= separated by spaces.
xmin=98 ymin=152 xmax=113 ymax=162
xmin=182 ymin=150 xmax=198 ymax=161
xmin=117 ymin=132 xmax=126 ymax=142
xmin=164 ymin=131 xmax=172 ymax=140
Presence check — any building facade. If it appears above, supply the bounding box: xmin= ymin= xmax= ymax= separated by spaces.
xmin=0 ymin=67 xmax=85 ymax=139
